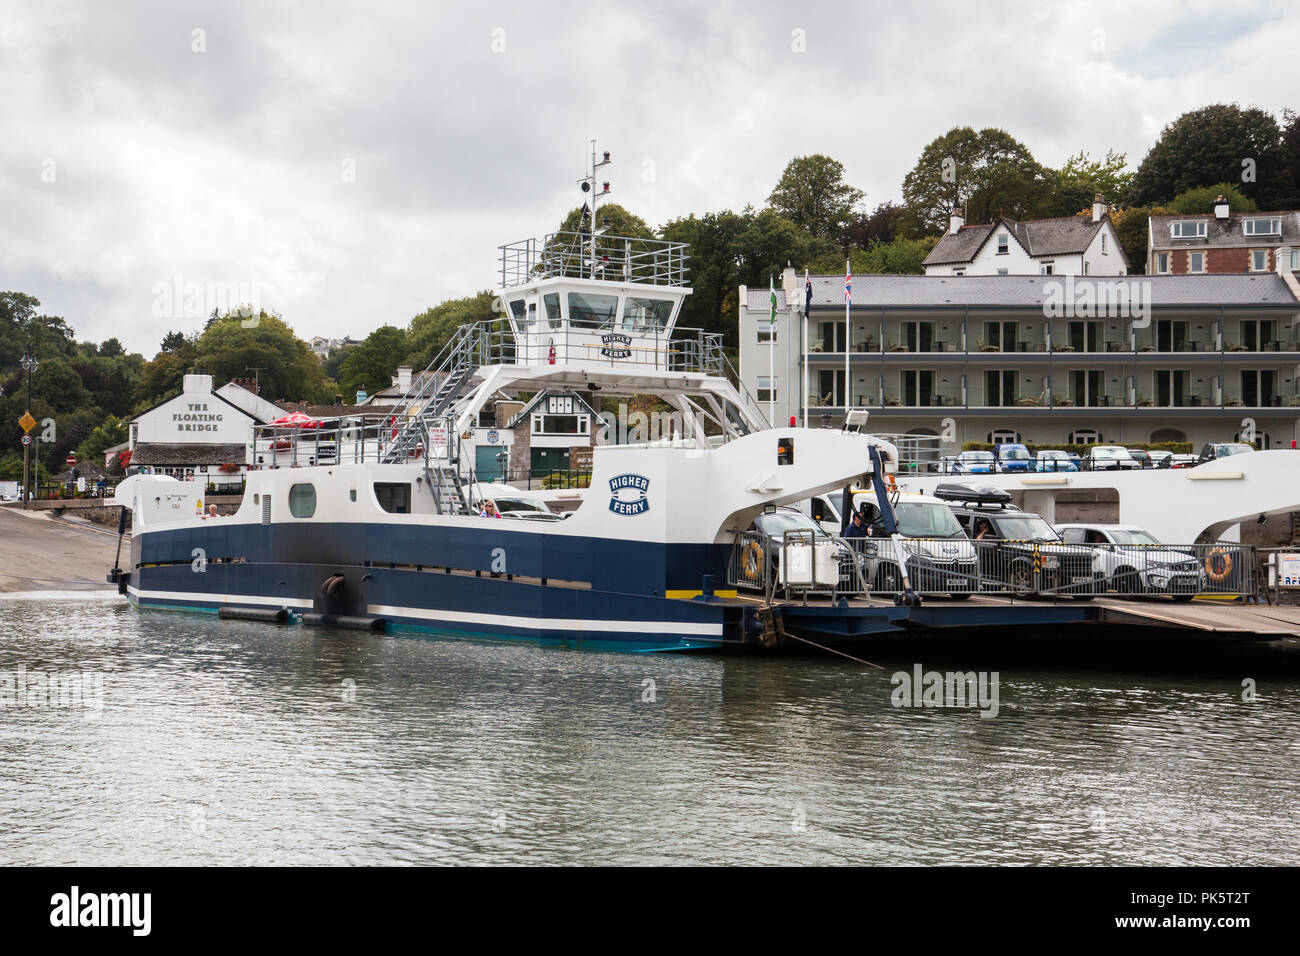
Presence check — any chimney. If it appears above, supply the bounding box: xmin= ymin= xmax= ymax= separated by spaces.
xmin=949 ymin=206 xmax=965 ymax=235
xmin=781 ymin=265 xmax=798 ymax=302
xmin=1091 ymin=193 xmax=1108 ymax=223
xmin=394 ymin=366 xmax=413 ymax=393
xmin=1214 ymin=194 xmax=1229 ymax=220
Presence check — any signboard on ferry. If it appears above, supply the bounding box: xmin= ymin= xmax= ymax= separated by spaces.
xmin=600 ymin=333 xmax=632 ymax=359
xmin=1279 ymin=553 xmax=1300 ymax=588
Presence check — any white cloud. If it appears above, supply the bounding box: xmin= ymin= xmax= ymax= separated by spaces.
xmin=0 ymin=0 xmax=1296 ymax=354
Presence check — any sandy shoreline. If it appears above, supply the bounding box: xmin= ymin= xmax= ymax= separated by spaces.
xmin=0 ymin=506 xmax=126 ymax=593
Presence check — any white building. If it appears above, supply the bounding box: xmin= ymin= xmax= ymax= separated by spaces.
xmin=129 ymin=374 xmax=276 ymax=480
xmin=923 ymin=196 xmax=1127 ymax=277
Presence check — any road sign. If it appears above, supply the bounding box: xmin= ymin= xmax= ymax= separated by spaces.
xmin=66 ymin=454 xmax=77 ymax=467
xmin=20 ymin=435 xmax=31 ymax=446
xmin=19 ymin=411 xmax=36 ymax=433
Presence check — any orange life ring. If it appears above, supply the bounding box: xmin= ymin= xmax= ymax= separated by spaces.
xmin=1204 ymin=547 xmax=1232 ymax=583
xmin=742 ymin=540 xmax=765 ymax=582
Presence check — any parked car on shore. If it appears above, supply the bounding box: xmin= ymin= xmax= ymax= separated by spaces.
xmin=951 ymin=450 xmax=996 ymax=475
xmin=1054 ymin=523 xmax=1201 ymax=601
xmin=1196 ymin=442 xmax=1255 ymax=466
xmin=1082 ymin=445 xmax=1141 ymax=471
xmin=1035 ymin=450 xmax=1078 ymax=472
xmin=1148 ymin=450 xmax=1174 ymax=468
xmin=995 ymin=442 xmax=1036 ymax=473
xmin=1126 ymin=448 xmax=1154 ymax=469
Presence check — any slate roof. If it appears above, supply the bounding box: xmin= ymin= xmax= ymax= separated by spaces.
xmin=129 ymin=443 xmax=247 ymax=466
xmin=1148 ymin=210 xmax=1300 ymax=249
xmin=923 ymin=215 xmax=1119 ymax=266
xmin=749 ymin=273 xmax=1300 ymax=310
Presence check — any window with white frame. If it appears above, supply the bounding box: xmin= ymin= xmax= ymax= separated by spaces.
xmin=1188 ymin=251 xmax=1205 ymax=273
xmin=757 ymin=376 xmax=778 ymax=403
xmin=953 ymin=268 xmax=965 ymax=276
xmin=1040 ymin=261 xmax=1054 ymax=275
xmin=1101 ymin=233 xmax=1107 ymax=254
xmin=1251 ymin=250 xmax=1268 ymax=272
xmin=1170 ymin=221 xmax=1207 ymax=239
xmin=1069 ymin=428 xmax=1103 ymax=445
xmin=997 ymin=234 xmax=1009 ymax=254
xmin=757 ymin=318 xmax=778 ymax=343
xmin=1156 ymin=252 xmax=1170 ymax=274
xmin=996 ymin=268 xmax=1008 ymax=275
xmin=1244 ymin=217 xmax=1281 ymax=236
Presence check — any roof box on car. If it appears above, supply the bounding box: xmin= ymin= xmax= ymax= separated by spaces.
xmin=933 ymin=483 xmax=1013 ymax=506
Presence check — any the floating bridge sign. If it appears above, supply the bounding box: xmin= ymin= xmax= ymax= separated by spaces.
xmin=1279 ymin=553 xmax=1300 ymax=588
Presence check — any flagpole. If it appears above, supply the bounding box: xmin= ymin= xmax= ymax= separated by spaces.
xmin=844 ymin=259 xmax=851 ymax=412
xmin=768 ymin=276 xmax=776 ymax=428
xmin=802 ymin=269 xmax=809 ymax=429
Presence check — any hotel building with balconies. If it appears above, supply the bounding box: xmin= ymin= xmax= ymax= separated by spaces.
xmin=739 ymin=265 xmax=1300 ymax=452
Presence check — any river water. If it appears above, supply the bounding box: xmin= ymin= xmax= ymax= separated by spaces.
xmin=0 ymin=593 xmax=1297 ymax=865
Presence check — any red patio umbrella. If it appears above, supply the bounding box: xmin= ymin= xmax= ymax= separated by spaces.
xmin=269 ymin=411 xmax=320 ymax=428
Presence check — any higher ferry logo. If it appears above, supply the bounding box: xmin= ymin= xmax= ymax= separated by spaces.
xmin=600 ymin=333 xmax=632 ymax=359
xmin=609 ymin=474 xmax=650 ymax=515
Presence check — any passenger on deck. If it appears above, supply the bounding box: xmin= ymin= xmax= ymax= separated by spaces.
xmin=479 ymin=499 xmax=502 ymax=519
xmin=204 ymin=505 xmax=219 ymax=519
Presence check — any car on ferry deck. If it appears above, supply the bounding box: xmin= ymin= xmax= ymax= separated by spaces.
xmin=934 ymin=484 xmax=1101 ymax=599
xmin=1053 ymin=523 xmax=1201 ymax=601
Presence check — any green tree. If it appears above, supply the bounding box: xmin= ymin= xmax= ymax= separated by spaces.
xmin=1111 ymin=205 xmax=1168 ymax=274
xmin=191 ymin=311 xmax=327 ymax=403
xmin=845 ymin=202 xmax=905 ymax=248
xmin=766 ymin=154 xmax=864 ymax=241
xmin=1128 ymin=104 xmax=1294 ymax=208
xmin=159 ymin=330 xmax=187 ymax=352
xmin=404 ymin=292 xmax=497 ymax=370
xmin=75 ymin=415 xmax=129 ymax=464
xmin=901 ymin=127 xmax=1052 ymax=235
xmin=1048 ymin=149 xmax=1134 ymax=217
xmin=338 ymin=325 xmax=409 ymax=397
xmin=1165 ymin=182 xmax=1257 ymax=214
xmin=556 ymin=202 xmax=653 ymax=239
xmin=659 ymin=210 xmax=752 ymax=347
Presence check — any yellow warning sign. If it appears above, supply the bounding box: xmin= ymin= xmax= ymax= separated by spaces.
xmin=19 ymin=411 xmax=36 ymax=434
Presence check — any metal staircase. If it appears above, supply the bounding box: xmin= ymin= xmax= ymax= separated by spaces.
xmin=382 ymin=326 xmax=479 ymax=463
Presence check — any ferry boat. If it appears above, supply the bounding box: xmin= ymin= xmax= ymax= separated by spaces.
xmin=110 ymin=149 xmax=911 ymax=651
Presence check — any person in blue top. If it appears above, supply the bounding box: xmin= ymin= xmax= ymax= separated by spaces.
xmin=843 ymin=509 xmax=868 ymax=538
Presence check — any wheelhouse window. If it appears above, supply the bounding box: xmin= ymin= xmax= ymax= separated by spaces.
xmin=1170 ymin=221 xmax=1207 ymax=239
xmin=288 ymin=483 xmax=317 ymax=518
xmin=544 ymin=293 xmax=563 ymax=329
xmin=621 ymin=297 xmax=674 ymax=332
xmin=567 ymin=292 xmax=619 ymax=330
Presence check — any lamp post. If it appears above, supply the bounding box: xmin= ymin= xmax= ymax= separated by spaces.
xmin=20 ymin=344 xmax=39 ymax=508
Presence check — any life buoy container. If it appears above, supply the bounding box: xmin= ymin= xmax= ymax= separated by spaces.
xmin=741 ymin=540 xmax=765 ymax=581
xmin=1204 ymin=548 xmax=1232 ymax=583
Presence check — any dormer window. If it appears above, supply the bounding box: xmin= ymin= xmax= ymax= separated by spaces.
xmin=1244 ymin=217 xmax=1281 ymax=236
xmin=1170 ymin=221 xmax=1207 ymax=239
xmin=997 ymin=234 xmax=1008 ymax=254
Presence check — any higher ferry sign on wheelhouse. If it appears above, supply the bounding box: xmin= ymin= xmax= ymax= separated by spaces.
xmin=608 ymin=473 xmax=650 ymax=515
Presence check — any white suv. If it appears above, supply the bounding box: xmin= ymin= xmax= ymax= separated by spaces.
xmin=1054 ymin=523 xmax=1202 ymax=600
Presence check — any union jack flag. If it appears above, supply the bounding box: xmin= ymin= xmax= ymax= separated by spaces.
xmin=844 ymin=267 xmax=852 ymax=303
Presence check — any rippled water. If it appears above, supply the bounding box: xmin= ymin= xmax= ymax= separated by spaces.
xmin=0 ymin=595 xmax=1297 ymax=865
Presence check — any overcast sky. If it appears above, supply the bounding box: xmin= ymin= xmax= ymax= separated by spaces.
xmin=2 ymin=0 xmax=1297 ymax=355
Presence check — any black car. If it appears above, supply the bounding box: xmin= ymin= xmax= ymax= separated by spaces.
xmin=1196 ymin=442 xmax=1254 ymax=466
xmin=932 ymin=484 xmax=1101 ymax=599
